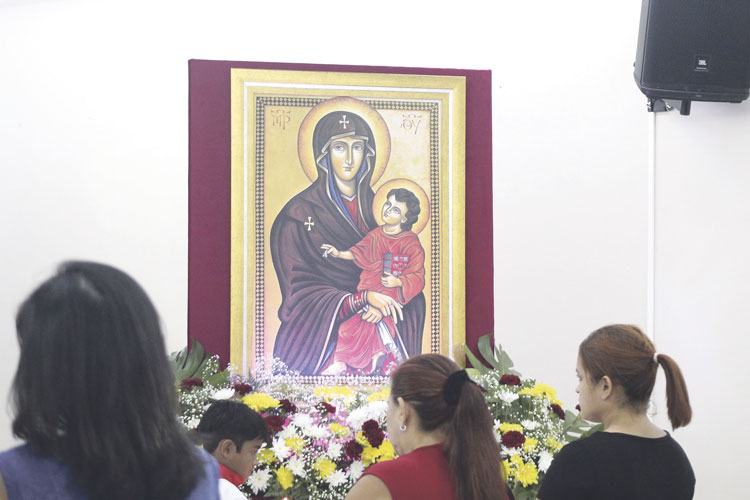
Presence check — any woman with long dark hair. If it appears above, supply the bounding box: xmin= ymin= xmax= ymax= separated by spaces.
xmin=0 ymin=261 xmax=219 ymax=500
xmin=346 ymin=353 xmax=507 ymax=500
xmin=537 ymin=324 xmax=694 ymax=499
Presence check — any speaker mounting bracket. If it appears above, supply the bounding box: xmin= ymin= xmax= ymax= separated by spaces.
xmin=646 ymin=98 xmax=692 ymax=115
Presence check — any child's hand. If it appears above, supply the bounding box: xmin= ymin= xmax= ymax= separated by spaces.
xmin=380 ymin=273 xmax=402 ymax=288
xmin=321 ymin=244 xmax=340 ymax=258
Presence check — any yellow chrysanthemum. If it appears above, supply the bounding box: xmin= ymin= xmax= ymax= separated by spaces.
xmin=366 ymin=387 xmax=391 ymax=402
xmin=545 ymin=436 xmax=563 ymax=452
xmin=509 ymin=455 xmax=524 ymax=468
xmin=285 ymin=437 xmax=304 ymax=453
xmin=515 ymin=460 xmax=539 ymax=487
xmin=499 ymin=423 xmax=523 ymax=433
xmin=241 ymin=393 xmax=280 ymax=412
xmin=257 ymin=448 xmax=276 ymax=465
xmin=275 ymin=466 xmax=294 ymax=489
xmin=313 ymin=457 xmax=337 ymax=478
xmin=523 ymin=437 xmax=538 ymax=452
xmin=501 ymin=459 xmax=512 ymax=479
xmin=355 ymin=431 xmax=369 ymax=446
xmin=314 ymin=386 xmax=355 ymax=401
xmin=328 ymin=423 xmax=350 ymax=437
xmin=377 ymin=440 xmax=395 ymax=461
xmin=361 ymin=445 xmax=380 ymax=466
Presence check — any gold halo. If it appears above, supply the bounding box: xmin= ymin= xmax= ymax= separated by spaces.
xmin=297 ymin=96 xmax=391 ymax=185
xmin=372 ymin=179 xmax=431 ymax=235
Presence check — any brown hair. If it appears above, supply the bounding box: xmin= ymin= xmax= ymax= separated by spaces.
xmin=390 ymin=354 xmax=507 ymax=500
xmin=578 ymin=324 xmax=692 ymax=429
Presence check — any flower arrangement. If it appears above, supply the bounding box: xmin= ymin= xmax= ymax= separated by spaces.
xmin=464 ymin=334 xmax=601 ymax=500
xmin=173 ymin=338 xmax=597 ymax=500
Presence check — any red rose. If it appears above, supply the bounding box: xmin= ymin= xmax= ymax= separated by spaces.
xmin=232 ymin=382 xmax=253 ymax=396
xmin=499 ymin=374 xmax=522 ymax=386
xmin=279 ymin=399 xmax=297 ymax=414
xmin=551 ymin=404 xmax=565 ymax=420
xmin=362 ymin=419 xmax=379 ymax=433
xmin=180 ymin=378 xmax=204 ymax=391
xmin=344 ymin=439 xmax=364 ymax=460
xmin=317 ymin=401 xmax=336 ymax=414
xmin=265 ymin=415 xmax=285 ymax=433
xmin=365 ymin=428 xmax=385 ymax=448
xmin=501 ymin=430 xmax=526 ymax=449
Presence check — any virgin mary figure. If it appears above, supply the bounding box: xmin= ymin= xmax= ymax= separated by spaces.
xmin=270 ymin=98 xmax=426 ymax=375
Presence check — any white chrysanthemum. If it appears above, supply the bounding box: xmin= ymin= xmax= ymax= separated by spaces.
xmin=326 ymin=469 xmax=348 ymax=487
xmin=287 ymin=456 xmax=307 ymax=477
xmin=503 ymin=446 xmax=521 ymax=457
xmin=538 ymin=450 xmax=554 ymax=472
xmin=498 ymin=390 xmax=519 ymax=404
xmin=271 ymin=436 xmax=291 ymax=460
xmin=211 ymin=387 xmax=235 ymax=400
xmin=247 ymin=468 xmax=272 ymax=494
xmin=292 ymin=413 xmax=314 ymax=428
xmin=326 ymin=441 xmax=343 ymax=459
xmin=521 ymin=419 xmax=540 ymax=431
xmin=347 ymin=401 xmax=387 ymax=429
xmin=304 ymin=424 xmax=330 ymax=439
xmin=348 ymin=461 xmax=365 ymax=481
xmin=277 ymin=425 xmax=296 ymax=440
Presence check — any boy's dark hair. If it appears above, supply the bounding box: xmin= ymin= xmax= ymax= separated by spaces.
xmin=196 ymin=400 xmax=269 ymax=453
xmin=387 ymin=187 xmax=421 ymax=231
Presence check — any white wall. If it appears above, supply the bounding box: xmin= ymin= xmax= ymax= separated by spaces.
xmin=1 ymin=0 xmax=747 ymax=497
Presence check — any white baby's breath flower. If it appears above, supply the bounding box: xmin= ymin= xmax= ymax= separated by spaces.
xmin=326 ymin=469 xmax=348 ymax=487
xmin=184 ymin=417 xmax=201 ymax=430
xmin=271 ymin=436 xmax=291 ymax=460
xmin=326 ymin=441 xmax=343 ymax=459
xmin=538 ymin=450 xmax=554 ymax=472
xmin=348 ymin=461 xmax=365 ymax=481
xmin=287 ymin=456 xmax=307 ymax=477
xmin=247 ymin=468 xmax=272 ymax=494
xmin=211 ymin=387 xmax=235 ymax=400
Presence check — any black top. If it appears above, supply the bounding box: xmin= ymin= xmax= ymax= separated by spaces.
xmin=538 ymin=431 xmax=695 ymax=500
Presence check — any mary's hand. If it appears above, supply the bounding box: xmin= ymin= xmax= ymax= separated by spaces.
xmin=361 ymin=307 xmax=383 ymax=324
xmin=366 ymin=291 xmax=404 ymax=324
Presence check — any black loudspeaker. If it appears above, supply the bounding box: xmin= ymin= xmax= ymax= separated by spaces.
xmin=634 ymin=0 xmax=750 ymax=111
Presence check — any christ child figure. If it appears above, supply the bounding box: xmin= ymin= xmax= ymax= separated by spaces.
xmin=321 ymin=187 xmax=425 ymax=376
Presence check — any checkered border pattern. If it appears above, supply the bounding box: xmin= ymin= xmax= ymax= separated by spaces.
xmin=252 ymin=97 xmax=443 ymax=376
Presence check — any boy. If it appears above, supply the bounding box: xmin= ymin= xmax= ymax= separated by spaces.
xmin=320 ymin=187 xmax=425 ymax=375
xmin=196 ymin=400 xmax=268 ymax=500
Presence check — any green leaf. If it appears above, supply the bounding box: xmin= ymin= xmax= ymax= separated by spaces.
xmin=478 ymin=334 xmax=500 ymax=370
xmin=463 ymin=344 xmax=490 ymax=375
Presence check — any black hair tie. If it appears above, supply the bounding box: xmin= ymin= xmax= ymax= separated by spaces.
xmin=443 ymin=369 xmax=474 ymax=406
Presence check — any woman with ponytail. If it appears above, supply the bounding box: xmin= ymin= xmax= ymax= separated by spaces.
xmin=346 ymin=353 xmax=508 ymax=500
xmin=537 ymin=324 xmax=695 ymax=500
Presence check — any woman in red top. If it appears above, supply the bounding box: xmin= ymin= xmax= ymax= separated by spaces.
xmin=346 ymin=354 xmax=508 ymax=500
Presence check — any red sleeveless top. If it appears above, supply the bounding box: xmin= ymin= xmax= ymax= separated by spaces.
xmin=362 ymin=443 xmax=456 ymax=500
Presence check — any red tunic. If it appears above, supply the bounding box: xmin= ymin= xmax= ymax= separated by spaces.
xmin=362 ymin=443 xmax=456 ymax=500
xmin=332 ymin=227 xmax=425 ymax=372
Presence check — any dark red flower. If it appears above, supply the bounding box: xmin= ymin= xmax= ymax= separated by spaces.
xmin=279 ymin=399 xmax=297 ymax=414
xmin=180 ymin=378 xmax=204 ymax=391
xmin=317 ymin=401 xmax=336 ymax=414
xmin=501 ymin=430 xmax=526 ymax=449
xmin=362 ymin=419 xmax=380 ymax=433
xmin=344 ymin=439 xmax=364 ymax=460
xmin=365 ymin=428 xmax=385 ymax=448
xmin=551 ymin=404 xmax=566 ymax=420
xmin=265 ymin=415 xmax=285 ymax=433
xmin=499 ymin=374 xmax=522 ymax=386
xmin=575 ymin=404 xmax=581 ymax=412
xmin=232 ymin=382 xmax=253 ymax=396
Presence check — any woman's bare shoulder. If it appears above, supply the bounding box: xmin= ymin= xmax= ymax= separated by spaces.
xmin=345 ymin=474 xmax=391 ymax=500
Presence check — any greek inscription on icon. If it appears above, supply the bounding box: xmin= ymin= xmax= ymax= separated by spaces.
xmin=401 ymin=113 xmax=422 ymax=135
xmin=271 ymin=109 xmax=292 ymax=130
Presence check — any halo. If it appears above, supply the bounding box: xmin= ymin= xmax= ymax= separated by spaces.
xmin=372 ymin=178 xmax=431 ymax=235
xmin=298 ymin=96 xmax=391 ymax=185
